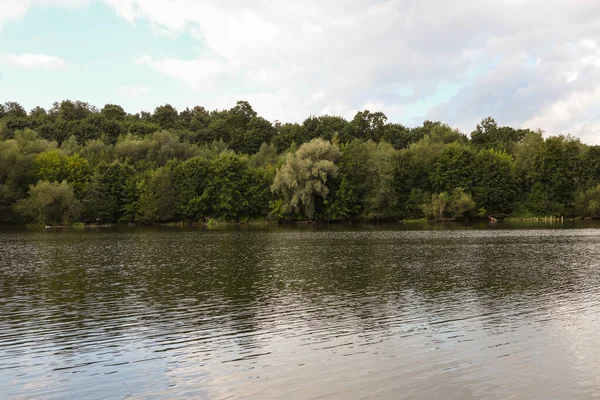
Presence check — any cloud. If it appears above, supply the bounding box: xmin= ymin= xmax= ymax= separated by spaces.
xmin=114 ymin=85 xmax=150 ymax=98
xmin=135 ymin=55 xmax=225 ymax=90
xmin=0 ymin=0 xmax=31 ymax=31
xmin=0 ymin=53 xmax=68 ymax=69
xmin=109 ymin=0 xmax=600 ymax=138
xmin=428 ymin=38 xmax=600 ymax=141
xmin=0 ymin=0 xmax=90 ymax=31
xmin=5 ymin=0 xmax=600 ymax=141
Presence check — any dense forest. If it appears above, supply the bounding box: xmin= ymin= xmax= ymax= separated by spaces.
xmin=1 ymin=99 xmax=600 ymax=225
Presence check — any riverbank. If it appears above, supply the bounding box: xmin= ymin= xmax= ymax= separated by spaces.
xmin=8 ymin=217 xmax=600 ymax=232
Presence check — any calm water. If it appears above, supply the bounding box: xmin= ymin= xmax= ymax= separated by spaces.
xmin=1 ymin=224 xmax=600 ymax=399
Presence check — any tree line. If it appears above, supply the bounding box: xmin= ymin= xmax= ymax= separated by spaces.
xmin=1 ymin=100 xmax=600 ymax=225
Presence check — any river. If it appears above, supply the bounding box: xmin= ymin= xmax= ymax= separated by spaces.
xmin=1 ymin=223 xmax=600 ymax=399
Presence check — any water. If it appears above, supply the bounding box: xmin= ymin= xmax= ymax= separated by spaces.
xmin=1 ymin=224 xmax=600 ymax=399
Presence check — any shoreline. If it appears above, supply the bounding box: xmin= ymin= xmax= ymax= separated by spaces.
xmin=3 ymin=217 xmax=597 ymax=230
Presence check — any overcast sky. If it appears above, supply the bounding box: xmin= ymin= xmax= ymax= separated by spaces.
xmin=1 ymin=0 xmax=600 ymax=142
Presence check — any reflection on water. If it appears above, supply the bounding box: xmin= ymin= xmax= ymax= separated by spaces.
xmin=1 ymin=225 xmax=600 ymax=399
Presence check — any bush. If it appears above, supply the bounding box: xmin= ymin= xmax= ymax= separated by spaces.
xmin=423 ymin=188 xmax=476 ymax=220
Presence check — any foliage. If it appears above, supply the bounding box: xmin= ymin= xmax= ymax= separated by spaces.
xmin=575 ymin=184 xmax=600 ymax=218
xmin=136 ymin=166 xmax=178 ymax=222
xmin=471 ymin=117 xmax=530 ymax=153
xmin=1 ymin=99 xmax=600 ymax=224
xmin=15 ymin=180 xmax=79 ymax=225
xmin=431 ymin=142 xmax=476 ymax=193
xmin=271 ymin=138 xmax=341 ymax=220
xmin=80 ymin=161 xmax=136 ymax=222
xmin=328 ymin=140 xmax=397 ymax=220
xmin=471 ymin=149 xmax=518 ymax=215
xmin=514 ymin=129 xmax=544 ymax=191
xmin=250 ymin=143 xmax=279 ymax=168
xmin=526 ymin=135 xmax=583 ymax=216
xmin=423 ymin=188 xmax=476 ymax=220
xmin=391 ymin=136 xmax=445 ymax=218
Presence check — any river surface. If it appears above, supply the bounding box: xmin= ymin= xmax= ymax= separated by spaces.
xmin=1 ymin=223 xmax=600 ymax=399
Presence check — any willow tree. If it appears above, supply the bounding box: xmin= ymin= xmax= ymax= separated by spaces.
xmin=271 ymin=138 xmax=340 ymax=220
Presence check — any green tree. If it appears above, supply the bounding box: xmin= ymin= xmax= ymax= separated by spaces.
xmin=527 ymin=135 xmax=583 ymax=216
xmin=364 ymin=141 xmax=397 ymax=218
xmin=392 ymin=136 xmax=446 ymax=217
xmin=101 ymin=104 xmax=127 ymax=120
xmin=330 ymin=140 xmax=397 ymax=220
xmin=205 ymin=153 xmax=258 ymax=220
xmin=514 ymin=129 xmax=544 ymax=191
xmin=471 ymin=117 xmax=529 ymax=153
xmin=342 ymin=110 xmax=387 ymax=142
xmin=271 ymin=138 xmax=341 ymax=220
xmin=15 ymin=180 xmax=79 ymax=225
xmin=64 ymin=154 xmax=91 ymax=195
xmin=2 ymin=102 xmax=27 ymax=118
xmin=303 ymin=115 xmax=348 ymax=142
xmin=380 ymin=123 xmax=420 ymax=150
xmin=250 ymin=143 xmax=279 ymax=168
xmin=5 ymin=98 xmax=600 ymax=224
xmin=29 ymin=106 xmax=47 ymax=120
xmin=33 ymin=149 xmax=67 ymax=183
xmin=0 ymin=115 xmax=31 ymax=139
xmin=431 ymin=142 xmax=476 ymax=193
xmin=575 ymin=184 xmax=600 ymax=218
xmin=272 ymin=123 xmax=307 ymax=153
xmin=327 ymin=140 xmax=372 ymax=219
xmin=471 ymin=149 xmax=518 ymax=216
xmin=423 ymin=191 xmax=450 ymax=221
xmin=136 ymin=166 xmax=178 ymax=222
xmin=1 ymin=130 xmax=56 ymax=197
xmin=423 ymin=188 xmax=476 ymax=221
xmin=79 ymin=139 xmax=115 ymax=166
xmin=49 ymin=100 xmax=95 ymax=121
xmin=178 ymin=106 xmax=210 ymax=139
xmin=412 ymin=120 xmax=465 ymax=144
xmin=146 ymin=131 xmax=199 ymax=165
xmin=122 ymin=119 xmax=160 ymax=137
xmin=579 ymin=145 xmax=600 ymax=190
xmin=172 ymin=156 xmax=211 ymax=220
xmin=81 ymin=161 xmax=136 ymax=222
xmin=152 ymin=104 xmax=179 ymax=129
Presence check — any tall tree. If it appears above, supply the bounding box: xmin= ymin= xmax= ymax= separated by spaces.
xmin=471 ymin=117 xmax=529 ymax=153
xmin=152 ymin=104 xmax=179 ymax=129
xmin=271 ymin=138 xmax=341 ymax=220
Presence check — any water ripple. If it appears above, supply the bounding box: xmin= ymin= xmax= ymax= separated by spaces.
xmin=1 ymin=227 xmax=600 ymax=399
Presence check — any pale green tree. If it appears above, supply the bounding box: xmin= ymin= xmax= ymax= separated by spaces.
xmin=15 ymin=180 xmax=79 ymax=225
xmin=271 ymin=138 xmax=341 ymax=219
xmin=423 ymin=188 xmax=476 ymax=220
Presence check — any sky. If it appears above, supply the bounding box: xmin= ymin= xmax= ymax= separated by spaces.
xmin=1 ymin=0 xmax=600 ymax=143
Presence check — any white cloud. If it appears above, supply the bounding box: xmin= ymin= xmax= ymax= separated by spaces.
xmin=578 ymin=119 xmax=600 ymax=145
xmin=115 ymin=85 xmax=149 ymax=98
xmin=428 ymin=37 xmax=600 ymax=138
xmin=6 ymin=0 xmax=600 ymax=141
xmin=522 ymin=87 xmax=600 ymax=144
xmin=0 ymin=0 xmax=90 ymax=31
xmin=107 ymin=0 xmax=600 ymax=138
xmin=0 ymin=53 xmax=68 ymax=69
xmin=0 ymin=0 xmax=29 ymax=30
xmin=135 ymin=55 xmax=225 ymax=90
